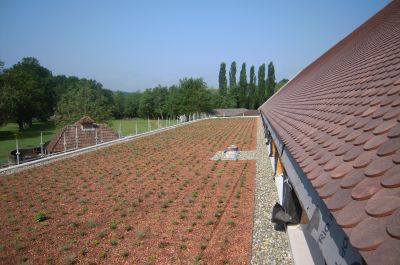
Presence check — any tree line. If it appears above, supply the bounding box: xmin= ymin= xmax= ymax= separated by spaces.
xmin=0 ymin=57 xmax=288 ymax=131
xmin=218 ymin=61 xmax=288 ymax=109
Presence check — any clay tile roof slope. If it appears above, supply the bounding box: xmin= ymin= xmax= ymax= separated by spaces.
xmin=211 ymin=108 xmax=249 ymax=117
xmin=75 ymin=115 xmax=95 ymax=125
xmin=259 ymin=1 xmax=400 ymax=264
xmin=243 ymin=109 xmax=260 ymax=116
xmin=46 ymin=118 xmax=118 ymax=153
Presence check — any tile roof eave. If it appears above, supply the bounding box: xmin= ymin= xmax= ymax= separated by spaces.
xmin=261 ymin=113 xmax=365 ymax=264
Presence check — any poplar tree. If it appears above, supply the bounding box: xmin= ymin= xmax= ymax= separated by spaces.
xmin=248 ymin=66 xmax=256 ymax=109
xmin=266 ymin=62 xmax=276 ymax=101
xmin=257 ymin=64 xmax=266 ymax=108
xmin=229 ymin=61 xmax=238 ymax=107
xmin=218 ymin=63 xmax=227 ymax=97
xmin=238 ymin=63 xmax=247 ymax=108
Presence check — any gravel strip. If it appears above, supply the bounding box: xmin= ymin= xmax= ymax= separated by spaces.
xmin=210 ymin=151 xmax=258 ymax=160
xmin=250 ymin=118 xmax=293 ymax=265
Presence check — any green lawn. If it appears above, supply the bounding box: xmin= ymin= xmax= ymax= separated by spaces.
xmin=0 ymin=121 xmax=57 ymax=166
xmin=108 ymin=118 xmax=177 ymax=136
xmin=0 ymin=118 xmax=177 ymax=166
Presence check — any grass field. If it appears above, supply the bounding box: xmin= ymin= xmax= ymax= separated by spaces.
xmin=108 ymin=118 xmax=177 ymax=136
xmin=0 ymin=118 xmax=178 ymax=165
xmin=0 ymin=121 xmax=57 ymax=166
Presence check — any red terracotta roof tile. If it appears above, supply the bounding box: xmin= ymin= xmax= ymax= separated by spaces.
xmin=331 ymin=162 xmax=353 ymax=179
xmin=365 ymin=189 xmax=400 ymax=217
xmin=343 ymin=146 xmax=363 ymax=162
xmin=361 ymin=238 xmax=400 ymax=265
xmin=335 ymin=200 xmax=368 ymax=228
xmin=307 ymin=166 xmax=324 ymax=181
xmin=363 ymin=134 xmax=388 ymax=151
xmin=383 ymin=107 xmax=400 ymax=120
xmin=350 ymin=217 xmax=387 ymax=251
xmin=311 ymin=172 xmax=331 ymax=189
xmin=317 ymin=178 xmax=341 ymax=199
xmin=377 ymin=138 xmax=400 ymax=156
xmin=352 ymin=177 xmax=382 ymax=200
xmin=340 ymin=169 xmax=366 ymax=189
xmin=388 ymin=123 xmax=400 ymax=138
xmin=364 ymin=156 xmax=395 ymax=177
xmin=353 ymin=151 xmax=375 ymax=168
xmin=353 ymin=131 xmax=373 ymax=146
xmin=381 ymin=167 xmax=400 ymax=188
xmin=387 ymin=208 xmax=400 ymax=239
xmin=325 ymin=188 xmax=353 ymax=211
xmin=393 ymin=150 xmax=400 ymax=164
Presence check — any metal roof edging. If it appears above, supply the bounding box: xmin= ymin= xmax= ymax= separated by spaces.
xmin=261 ymin=113 xmax=364 ymax=265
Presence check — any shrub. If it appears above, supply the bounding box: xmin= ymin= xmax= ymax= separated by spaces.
xmin=124 ymin=224 xmax=132 ymax=231
xmin=80 ymin=247 xmax=88 ymax=256
xmin=59 ymin=244 xmax=71 ymax=253
xmin=196 ymin=211 xmax=203 ymax=219
xmin=160 ymin=201 xmax=169 ymax=209
xmin=87 ymin=220 xmax=96 ymax=228
xmin=65 ymin=255 xmax=76 ymax=265
xmin=235 ymin=190 xmax=241 ymax=199
xmin=206 ymin=219 xmax=215 ymax=225
xmin=179 ymin=211 xmax=187 ymax=219
xmin=98 ymin=231 xmax=106 ymax=238
xmin=193 ymin=254 xmax=203 ymax=264
xmin=158 ymin=241 xmax=168 ymax=248
xmin=135 ymin=230 xmax=145 ymax=240
xmin=227 ymin=219 xmax=236 ymax=227
xmin=98 ymin=251 xmax=107 ymax=259
xmin=214 ymin=209 xmax=223 ymax=218
xmin=109 ymin=220 xmax=118 ymax=230
xmin=13 ymin=242 xmax=25 ymax=251
xmin=120 ymin=249 xmax=129 ymax=257
xmin=35 ymin=211 xmax=47 ymax=222
xmin=110 ymin=239 xmax=118 ymax=246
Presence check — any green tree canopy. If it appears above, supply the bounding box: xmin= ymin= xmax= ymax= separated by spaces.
xmin=256 ymin=64 xmax=266 ymax=107
xmin=266 ymin=61 xmax=276 ymax=101
xmin=238 ymin=63 xmax=247 ymax=108
xmin=229 ymin=61 xmax=238 ymax=107
xmin=275 ymin=78 xmax=289 ymax=92
xmin=248 ymin=65 xmax=256 ymax=109
xmin=0 ymin=57 xmax=54 ymax=130
xmin=152 ymin=85 xmax=169 ymax=119
xmin=124 ymin=92 xmax=141 ymax=118
xmin=179 ymin=78 xmax=212 ymax=114
xmin=218 ymin=62 xmax=227 ymax=97
xmin=55 ymin=79 xmax=113 ymax=126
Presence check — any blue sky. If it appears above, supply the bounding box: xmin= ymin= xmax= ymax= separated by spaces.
xmin=0 ymin=0 xmax=390 ymax=92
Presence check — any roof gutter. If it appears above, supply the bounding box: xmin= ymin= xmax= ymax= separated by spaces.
xmin=261 ymin=113 xmax=364 ymax=265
